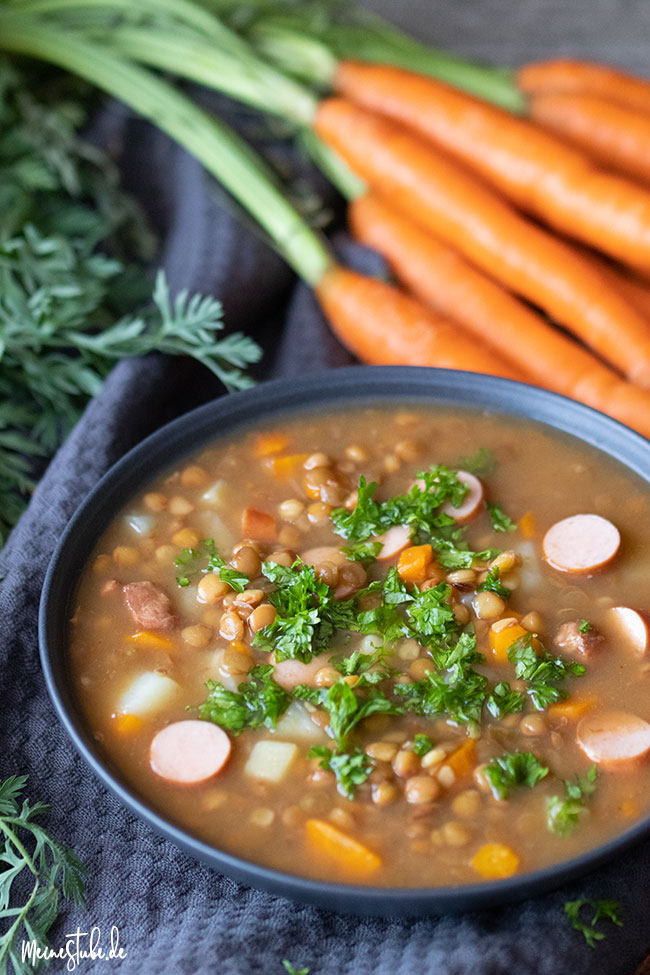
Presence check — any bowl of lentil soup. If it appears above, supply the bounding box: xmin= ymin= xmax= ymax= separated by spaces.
xmin=40 ymin=366 xmax=650 ymax=915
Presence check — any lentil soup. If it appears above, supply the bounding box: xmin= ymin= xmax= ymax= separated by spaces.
xmin=69 ymin=405 xmax=650 ymax=887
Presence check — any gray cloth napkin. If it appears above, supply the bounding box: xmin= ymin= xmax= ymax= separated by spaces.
xmin=3 ymin=4 xmax=650 ymax=972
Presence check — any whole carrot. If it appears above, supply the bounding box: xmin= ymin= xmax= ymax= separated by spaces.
xmin=518 ymin=59 xmax=650 ymax=114
xmin=333 ymin=60 xmax=650 ymax=273
xmin=315 ymin=265 xmax=520 ymax=377
xmin=314 ymin=97 xmax=650 ymax=388
xmin=530 ymin=91 xmax=650 ymax=186
xmin=349 ymin=193 xmax=650 ymax=439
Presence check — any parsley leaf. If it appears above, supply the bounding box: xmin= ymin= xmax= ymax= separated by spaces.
xmin=476 ymin=566 xmax=511 ymax=599
xmin=486 ymin=502 xmax=517 ymax=533
xmin=483 ymin=750 xmax=549 ymax=800
xmin=564 ymin=898 xmax=622 ymax=947
xmin=547 ymin=765 xmax=597 ymax=835
xmin=455 ymin=447 xmax=496 ymax=477
xmin=486 ymin=681 xmax=527 ymax=719
xmin=198 ymin=665 xmax=289 ymax=733
xmin=412 ymin=734 xmax=434 ymax=756
xmin=309 ymin=745 xmax=371 ymax=799
xmin=395 ymin=666 xmax=488 ymax=729
xmin=295 ymin=679 xmax=400 ymax=750
xmin=174 ymin=537 xmax=249 ymax=591
xmin=507 ymin=634 xmax=585 ymax=710
xmin=579 ymin=619 xmax=592 ymax=634
xmin=406 ymin=582 xmax=458 ymax=646
xmin=254 ymin=560 xmax=355 ymax=663
xmin=341 ymin=540 xmax=383 ymax=565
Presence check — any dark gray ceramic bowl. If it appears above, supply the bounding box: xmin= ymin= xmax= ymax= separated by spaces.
xmin=39 ymin=366 xmax=650 ymax=916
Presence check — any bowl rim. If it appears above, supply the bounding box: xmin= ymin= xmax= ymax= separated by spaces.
xmin=39 ymin=365 xmax=650 ymax=916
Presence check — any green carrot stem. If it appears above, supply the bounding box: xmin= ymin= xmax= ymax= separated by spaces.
xmin=247 ymin=13 xmax=526 ymax=112
xmin=0 ymin=11 xmax=332 ymax=285
xmin=299 ymin=129 xmax=366 ymax=201
xmin=102 ymin=26 xmax=317 ymax=124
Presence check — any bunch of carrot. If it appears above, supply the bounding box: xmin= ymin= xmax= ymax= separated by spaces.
xmin=303 ymin=56 xmax=650 ymax=440
xmin=6 ymin=2 xmax=650 ymax=439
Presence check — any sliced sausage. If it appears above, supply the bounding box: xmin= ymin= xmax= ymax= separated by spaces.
xmin=605 ymin=606 xmax=650 ymax=656
xmin=271 ymin=651 xmax=332 ymax=691
xmin=577 ymin=711 xmax=650 ymax=766
xmin=149 ymin=720 xmax=231 ymax=783
xmin=441 ymin=471 xmax=484 ymax=523
xmin=555 ymin=620 xmax=604 ymax=660
xmin=373 ymin=525 xmax=411 ymax=560
xmin=542 ymin=514 xmax=620 ymax=574
xmin=123 ymin=581 xmax=177 ymax=631
xmin=300 ymin=546 xmax=346 ymax=567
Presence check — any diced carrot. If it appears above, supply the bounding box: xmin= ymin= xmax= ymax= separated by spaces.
xmin=113 ymin=713 xmax=143 ymax=735
xmin=471 ymin=842 xmax=520 ymax=879
xmin=397 ymin=544 xmax=434 ymax=584
xmin=253 ymin=432 xmax=290 ymax=458
xmin=489 ymin=622 xmax=529 ymax=663
xmin=305 ymin=818 xmax=382 ymax=874
xmin=519 ymin=511 xmax=536 ymax=539
xmin=266 ymin=453 xmax=310 ymax=478
xmin=241 ymin=507 xmax=277 ymax=542
xmin=619 ymin=798 xmax=639 ymax=818
xmin=127 ymin=631 xmax=175 ymax=650
xmin=441 ymin=739 xmax=477 ymax=783
xmin=548 ymin=695 xmax=597 ymax=722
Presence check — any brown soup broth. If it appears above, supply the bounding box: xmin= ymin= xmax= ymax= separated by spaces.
xmin=69 ymin=405 xmax=650 ymax=887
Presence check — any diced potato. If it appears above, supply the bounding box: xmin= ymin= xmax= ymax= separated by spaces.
xmin=194 ymin=511 xmax=234 ymax=551
xmin=125 ymin=514 xmax=154 ymax=536
xmin=244 ymin=740 xmax=298 ymax=782
xmin=117 ymin=671 xmax=178 ymax=717
xmin=201 ymin=479 xmax=229 ymax=509
xmin=271 ymin=702 xmax=327 ymax=743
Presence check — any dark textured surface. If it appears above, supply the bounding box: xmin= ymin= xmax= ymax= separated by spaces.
xmin=3 ymin=4 xmax=650 ymax=973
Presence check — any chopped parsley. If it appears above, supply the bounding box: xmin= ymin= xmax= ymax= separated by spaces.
xmin=564 ymin=898 xmax=622 ymax=947
xmin=412 ymin=734 xmax=434 ymax=756
xmin=395 ymin=665 xmax=488 ymax=730
xmin=507 ymin=634 xmax=585 ymax=710
xmin=547 ymin=765 xmax=597 ymax=835
xmin=295 ymin=677 xmax=400 ymax=750
xmin=485 ymin=681 xmax=527 ymax=719
xmin=198 ymin=665 xmax=289 ymax=733
xmin=341 ymin=540 xmax=383 ymax=564
xmin=579 ymin=619 xmax=592 ymax=634
xmin=486 ymin=502 xmax=517 ymax=533
xmin=330 ymin=466 xmax=469 ymax=539
xmin=476 ymin=566 xmax=511 ymax=599
xmin=455 ymin=447 xmax=496 ymax=477
xmin=253 ymin=560 xmax=355 ymax=663
xmin=483 ymin=750 xmax=549 ymax=800
xmin=174 ymin=537 xmax=249 ymax=591
xmin=309 ymin=745 xmax=372 ymax=799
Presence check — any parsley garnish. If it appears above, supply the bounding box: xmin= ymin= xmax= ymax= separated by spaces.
xmin=253 ymin=560 xmax=355 ymax=663
xmin=564 ymin=898 xmax=622 ymax=947
xmin=330 ymin=466 xmax=468 ymax=540
xmin=547 ymin=765 xmax=597 ymax=835
xmin=476 ymin=566 xmax=511 ymax=599
xmin=341 ymin=540 xmax=383 ymax=565
xmin=309 ymin=746 xmax=372 ymax=799
xmin=486 ymin=502 xmax=517 ymax=533
xmin=483 ymin=750 xmax=549 ymax=800
xmin=412 ymin=734 xmax=434 ymax=756
xmin=395 ymin=666 xmax=488 ymax=730
xmin=455 ymin=447 xmax=496 ymax=477
xmin=295 ymin=678 xmax=400 ymax=749
xmin=198 ymin=665 xmax=289 ymax=733
xmin=579 ymin=619 xmax=592 ymax=634
xmin=174 ymin=538 xmax=249 ymax=591
xmin=0 ymin=775 xmax=86 ymax=970
xmin=507 ymin=634 xmax=585 ymax=710
xmin=485 ymin=681 xmax=527 ymax=719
